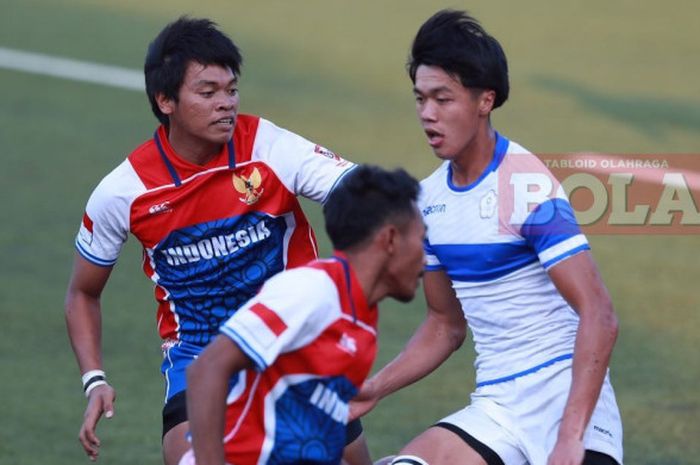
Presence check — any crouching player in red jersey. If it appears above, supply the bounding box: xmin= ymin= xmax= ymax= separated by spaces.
xmin=65 ymin=16 xmax=373 ymax=465
xmin=179 ymin=165 xmax=425 ymax=465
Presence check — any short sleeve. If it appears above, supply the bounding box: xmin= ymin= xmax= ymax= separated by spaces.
xmin=219 ymin=267 xmax=341 ymax=370
xmin=424 ymin=238 xmax=444 ymax=271
xmin=253 ymin=119 xmax=356 ymax=203
xmin=520 ymin=198 xmax=590 ymax=270
xmin=75 ymin=161 xmax=136 ymax=266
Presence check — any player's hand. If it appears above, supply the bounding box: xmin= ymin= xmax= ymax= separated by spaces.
xmin=79 ymin=384 xmax=116 ymax=461
xmin=348 ymin=379 xmax=380 ymax=420
xmin=546 ymin=435 xmax=585 ymax=465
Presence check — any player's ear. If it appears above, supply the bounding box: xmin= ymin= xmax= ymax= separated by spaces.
xmin=155 ymin=92 xmax=175 ymax=116
xmin=382 ymin=223 xmax=400 ymax=255
xmin=478 ymin=89 xmax=496 ymax=115
xmin=372 ymin=223 xmax=397 ymax=255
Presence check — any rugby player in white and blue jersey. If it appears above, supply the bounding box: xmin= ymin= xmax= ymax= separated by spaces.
xmin=351 ymin=10 xmax=623 ymax=465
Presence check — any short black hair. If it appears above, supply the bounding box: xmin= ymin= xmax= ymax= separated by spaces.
xmin=144 ymin=17 xmax=243 ymax=126
xmin=408 ymin=9 xmax=509 ymax=109
xmin=324 ymin=165 xmax=420 ymax=251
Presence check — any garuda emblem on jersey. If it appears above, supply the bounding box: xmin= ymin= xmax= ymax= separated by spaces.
xmin=233 ymin=168 xmax=264 ymax=205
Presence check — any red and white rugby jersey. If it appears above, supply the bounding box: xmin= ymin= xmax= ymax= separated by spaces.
xmin=75 ymin=114 xmax=355 ymax=346
xmin=218 ymin=254 xmax=378 ymax=465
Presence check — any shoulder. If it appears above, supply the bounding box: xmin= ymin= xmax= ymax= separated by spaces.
xmin=126 ymin=136 xmax=183 ymax=188
xmin=499 ymin=139 xmax=565 ymax=198
xmin=421 ymin=161 xmax=450 ymax=186
xmin=89 ymin=158 xmax=145 ymax=206
xmin=236 ymin=113 xmax=261 ymax=132
xmin=251 ymin=116 xmax=307 ymax=148
xmin=418 ymin=162 xmax=450 ymax=207
xmin=501 ymin=139 xmax=550 ymax=173
xmin=262 ymin=265 xmax=338 ymax=302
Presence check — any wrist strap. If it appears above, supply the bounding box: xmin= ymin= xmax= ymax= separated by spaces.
xmin=82 ymin=369 xmax=108 ymax=397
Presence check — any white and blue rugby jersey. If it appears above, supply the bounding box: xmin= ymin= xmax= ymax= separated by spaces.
xmin=420 ymin=133 xmax=589 ymax=387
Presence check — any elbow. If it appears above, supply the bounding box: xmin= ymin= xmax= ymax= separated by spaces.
xmin=596 ymin=297 xmax=619 ymax=346
xmin=449 ymin=322 xmax=468 ymax=352
xmin=64 ymin=288 xmax=77 ymax=317
xmin=64 ymin=289 xmax=84 ymax=324
xmin=606 ymin=304 xmax=619 ymax=345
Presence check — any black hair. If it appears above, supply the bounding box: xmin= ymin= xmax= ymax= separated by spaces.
xmin=324 ymin=165 xmax=420 ymax=251
xmin=408 ymin=9 xmax=509 ymax=109
xmin=144 ymin=16 xmax=243 ymax=126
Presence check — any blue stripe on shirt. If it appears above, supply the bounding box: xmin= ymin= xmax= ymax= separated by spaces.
xmin=521 ymin=198 xmax=582 ymax=254
xmin=430 ymin=241 xmax=539 ymax=282
xmin=541 ymin=244 xmax=590 ymax=269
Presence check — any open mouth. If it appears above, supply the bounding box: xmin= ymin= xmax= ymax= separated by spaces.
xmin=424 ymin=128 xmax=444 ymax=147
xmin=212 ymin=117 xmax=234 ymax=126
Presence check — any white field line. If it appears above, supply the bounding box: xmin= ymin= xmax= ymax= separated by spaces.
xmin=1 ymin=47 xmax=699 ymax=191
xmin=0 ymin=46 xmax=143 ymax=91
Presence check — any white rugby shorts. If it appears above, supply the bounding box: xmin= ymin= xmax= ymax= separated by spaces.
xmin=438 ymin=359 xmax=623 ymax=465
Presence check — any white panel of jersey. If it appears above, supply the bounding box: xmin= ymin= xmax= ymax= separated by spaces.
xmin=419 ymin=133 xmax=590 ymax=387
xmin=220 ymin=267 xmax=342 ymax=370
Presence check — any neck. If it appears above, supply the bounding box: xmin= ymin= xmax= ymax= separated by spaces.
xmin=450 ymin=125 xmax=496 ymax=187
xmin=166 ymin=126 xmax=222 ymax=166
xmin=342 ymin=249 xmax=388 ymax=308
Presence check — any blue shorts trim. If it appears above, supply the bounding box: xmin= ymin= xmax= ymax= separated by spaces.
xmin=160 ymin=341 xmax=204 ymax=403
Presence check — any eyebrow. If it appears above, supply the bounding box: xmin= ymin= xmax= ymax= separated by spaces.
xmin=194 ymin=77 xmax=238 ymax=87
xmin=413 ymin=85 xmax=453 ymax=95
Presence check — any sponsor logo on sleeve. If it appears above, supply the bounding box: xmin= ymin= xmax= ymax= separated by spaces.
xmin=314 ymin=145 xmax=350 ymax=167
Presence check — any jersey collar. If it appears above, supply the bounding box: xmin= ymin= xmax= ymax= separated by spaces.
xmin=153 ymin=125 xmax=236 ymax=187
xmin=331 ymin=251 xmax=372 ymax=323
xmin=446 ymin=131 xmax=509 ymax=192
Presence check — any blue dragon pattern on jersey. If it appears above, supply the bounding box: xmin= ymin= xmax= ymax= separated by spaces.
xmin=154 ymin=212 xmax=288 ymax=345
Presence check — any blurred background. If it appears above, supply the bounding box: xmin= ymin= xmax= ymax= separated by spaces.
xmin=1 ymin=0 xmax=698 ymax=463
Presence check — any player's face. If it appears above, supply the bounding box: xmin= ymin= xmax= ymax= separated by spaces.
xmin=387 ymin=207 xmax=426 ymax=302
xmin=160 ymin=62 xmax=239 ymax=156
xmin=413 ymin=65 xmax=489 ymax=163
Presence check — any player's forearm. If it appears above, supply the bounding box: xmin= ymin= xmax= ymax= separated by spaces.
xmin=65 ymin=291 xmax=104 ymax=373
xmin=368 ymin=313 xmax=465 ymax=400
xmin=559 ymin=303 xmax=618 ymax=440
xmin=187 ymin=359 xmax=229 ymax=465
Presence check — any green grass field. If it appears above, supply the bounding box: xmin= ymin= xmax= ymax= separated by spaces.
xmin=1 ymin=0 xmax=699 ymax=464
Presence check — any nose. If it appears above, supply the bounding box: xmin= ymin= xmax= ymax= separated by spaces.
xmin=217 ymin=92 xmax=238 ymax=112
xmin=418 ymin=100 xmax=437 ymax=122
